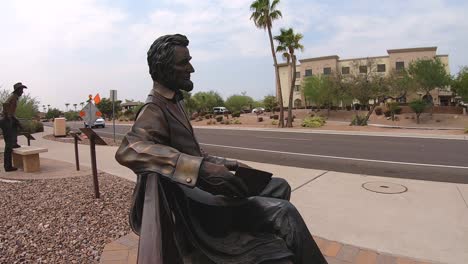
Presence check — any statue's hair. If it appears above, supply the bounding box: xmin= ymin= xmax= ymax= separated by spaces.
xmin=147 ymin=34 xmax=189 ymax=81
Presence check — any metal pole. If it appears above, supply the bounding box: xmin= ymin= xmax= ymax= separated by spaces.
xmin=89 ymin=135 xmax=100 ymax=199
xmin=74 ymin=135 xmax=80 ymax=171
xmin=112 ymin=94 xmax=116 ymax=142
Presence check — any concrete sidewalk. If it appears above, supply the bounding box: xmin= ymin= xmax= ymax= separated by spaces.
xmin=3 ymin=127 xmax=468 ymax=263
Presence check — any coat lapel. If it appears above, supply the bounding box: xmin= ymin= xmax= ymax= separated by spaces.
xmin=148 ymin=89 xmax=193 ymax=136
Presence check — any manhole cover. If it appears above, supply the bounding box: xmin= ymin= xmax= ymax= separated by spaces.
xmin=362 ymin=181 xmax=407 ymax=194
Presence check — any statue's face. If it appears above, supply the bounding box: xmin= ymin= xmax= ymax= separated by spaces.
xmin=15 ymin=88 xmax=24 ymax=97
xmin=163 ymin=46 xmax=195 ymax=92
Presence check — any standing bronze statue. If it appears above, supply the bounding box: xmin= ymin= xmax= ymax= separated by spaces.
xmin=1 ymin=82 xmax=26 ymax=172
xmin=115 ymin=34 xmax=327 ymax=264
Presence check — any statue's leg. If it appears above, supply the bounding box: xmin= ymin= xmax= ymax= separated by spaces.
xmin=259 ymin=177 xmax=291 ymax=201
xmin=2 ymin=122 xmax=14 ymax=169
xmin=239 ymin=197 xmax=327 ymax=264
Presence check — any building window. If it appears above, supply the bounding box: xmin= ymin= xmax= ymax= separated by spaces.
xmin=295 ymin=72 xmax=300 ymax=78
xmin=305 ymin=69 xmax=312 ymax=76
xmin=323 ymin=67 xmax=331 ymax=75
xmin=294 ymin=85 xmax=301 ymax=92
xmin=342 ymin=67 xmax=350 ymax=74
xmin=396 ymin=61 xmax=405 ymax=71
xmin=377 ymin=64 xmax=386 ymax=72
xmin=359 ymin=66 xmax=367 ymax=74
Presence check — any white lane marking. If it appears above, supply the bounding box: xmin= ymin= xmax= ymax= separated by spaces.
xmin=200 ymin=143 xmax=468 ymax=170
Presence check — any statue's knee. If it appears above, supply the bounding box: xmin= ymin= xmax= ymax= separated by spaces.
xmin=275 ymin=178 xmax=291 ymax=199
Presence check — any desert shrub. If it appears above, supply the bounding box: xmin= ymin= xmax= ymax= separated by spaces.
xmin=19 ymin=120 xmax=44 ymax=134
xmin=231 ymin=111 xmax=241 ymax=118
xmin=257 ymin=117 xmax=263 ymax=122
xmin=272 ymin=114 xmax=279 ymax=120
xmin=301 ymin=116 xmax=326 ymax=128
xmin=197 ymin=116 xmax=203 ymax=122
xmin=215 ymin=116 xmax=223 ymax=122
xmin=66 ymin=125 xmax=71 ymax=135
xmin=350 ymin=115 xmax=368 ymax=126
xmin=465 ymin=127 xmax=468 ymax=134
xmin=271 ymin=120 xmax=278 ymax=125
xmin=206 ymin=120 xmax=216 ymax=125
xmin=232 ymin=119 xmax=241 ymax=124
xmin=64 ymin=111 xmax=80 ymax=121
xmin=375 ymin=107 xmax=383 ymax=116
xmin=345 ymin=105 xmax=352 ymax=111
xmin=383 ymin=110 xmax=391 ymax=117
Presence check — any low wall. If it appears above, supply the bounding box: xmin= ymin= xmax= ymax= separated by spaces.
xmin=400 ymin=106 xmax=463 ymax=115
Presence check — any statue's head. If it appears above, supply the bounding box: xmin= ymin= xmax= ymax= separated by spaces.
xmin=13 ymin=82 xmax=27 ymax=97
xmin=147 ymin=34 xmax=195 ymax=92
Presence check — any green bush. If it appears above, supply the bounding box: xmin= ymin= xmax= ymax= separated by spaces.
xmin=271 ymin=120 xmax=278 ymax=125
xmin=464 ymin=127 xmax=468 ymax=134
xmin=232 ymin=119 xmax=241 ymax=124
xmin=64 ymin=111 xmax=80 ymax=121
xmin=301 ymin=116 xmax=326 ymax=128
xmin=231 ymin=111 xmax=241 ymax=118
xmin=19 ymin=120 xmax=44 ymax=134
xmin=350 ymin=115 xmax=368 ymax=126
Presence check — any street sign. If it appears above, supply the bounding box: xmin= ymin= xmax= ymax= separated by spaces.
xmin=80 ymin=102 xmax=100 ymax=126
xmin=110 ymin=90 xmax=117 ymax=101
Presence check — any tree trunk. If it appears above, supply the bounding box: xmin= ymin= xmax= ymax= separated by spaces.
xmin=416 ymin=113 xmax=420 ymax=124
xmin=267 ymin=25 xmax=284 ymax=128
xmin=364 ymin=99 xmax=379 ymax=124
xmin=287 ymin=55 xmax=296 ymax=127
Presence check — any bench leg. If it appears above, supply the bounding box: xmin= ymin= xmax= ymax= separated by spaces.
xmin=23 ymin=154 xmax=40 ymax=173
xmin=12 ymin=153 xmax=23 ymax=169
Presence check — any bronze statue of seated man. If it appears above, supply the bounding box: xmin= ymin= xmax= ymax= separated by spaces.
xmin=115 ymin=34 xmax=327 ymax=264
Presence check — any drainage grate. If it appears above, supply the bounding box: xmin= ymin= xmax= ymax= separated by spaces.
xmin=362 ymin=181 xmax=408 ymax=194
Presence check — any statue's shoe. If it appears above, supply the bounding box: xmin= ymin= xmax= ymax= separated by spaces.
xmin=5 ymin=167 xmax=18 ymax=172
xmin=12 ymin=144 xmax=21 ymax=148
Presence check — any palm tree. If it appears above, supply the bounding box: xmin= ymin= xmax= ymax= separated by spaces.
xmin=42 ymin=105 xmax=46 ymax=113
xmin=80 ymin=102 xmax=85 ymax=108
xmin=47 ymin=104 xmax=50 ymax=111
xmin=250 ymin=0 xmax=285 ymax=127
xmin=73 ymin=103 xmax=77 ymax=111
xmin=65 ymin=103 xmax=70 ymax=112
xmin=274 ymin=27 xmax=304 ymax=127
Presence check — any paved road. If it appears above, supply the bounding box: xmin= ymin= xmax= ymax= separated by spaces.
xmin=56 ymin=122 xmax=468 ymax=183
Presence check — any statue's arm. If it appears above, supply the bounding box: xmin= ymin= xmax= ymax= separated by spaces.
xmin=115 ymin=104 xmax=203 ymax=187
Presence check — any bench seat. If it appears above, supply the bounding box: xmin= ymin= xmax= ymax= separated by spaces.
xmin=12 ymin=146 xmax=48 ymax=173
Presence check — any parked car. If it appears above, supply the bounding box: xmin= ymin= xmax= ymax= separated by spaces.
xmin=213 ymin=107 xmax=229 ymax=115
xmin=84 ymin=117 xmax=106 ymax=128
xmin=252 ymin=107 xmax=265 ymax=114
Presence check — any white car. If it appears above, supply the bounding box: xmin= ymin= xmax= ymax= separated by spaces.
xmin=251 ymin=107 xmax=265 ymax=114
xmin=84 ymin=117 xmax=106 ymax=128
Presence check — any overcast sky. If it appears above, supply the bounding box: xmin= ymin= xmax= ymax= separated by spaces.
xmin=1 ymin=0 xmax=467 ymax=111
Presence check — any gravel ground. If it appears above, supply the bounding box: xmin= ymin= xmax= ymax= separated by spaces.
xmin=0 ymin=173 xmax=134 ymax=263
xmin=43 ymin=134 xmax=121 ymax=147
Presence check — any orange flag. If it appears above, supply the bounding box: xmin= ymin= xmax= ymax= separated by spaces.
xmin=94 ymin=93 xmax=101 ymax=104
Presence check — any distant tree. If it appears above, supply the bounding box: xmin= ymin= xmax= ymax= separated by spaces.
xmin=263 ymin=95 xmax=278 ymax=113
xmin=80 ymin=102 xmax=85 ymax=109
xmin=409 ymin=99 xmax=428 ymax=124
xmin=250 ymin=0 xmax=285 ymax=127
xmin=65 ymin=103 xmax=70 ymax=112
xmin=302 ymin=75 xmax=340 ymax=117
xmin=73 ymin=103 xmax=78 ymax=111
xmin=64 ymin=111 xmax=80 ymax=121
xmin=408 ymin=58 xmax=451 ymax=104
xmin=192 ymin=91 xmax=224 ymax=113
xmin=46 ymin=108 xmax=62 ymax=119
xmin=452 ymin=67 xmax=468 ymax=102
xmin=96 ymin=97 xmax=122 ymax=119
xmin=225 ymin=94 xmax=255 ymax=112
xmin=181 ymin=90 xmax=197 ymax=115
xmin=274 ymin=27 xmax=303 ymax=127
xmin=346 ymin=59 xmax=411 ymax=124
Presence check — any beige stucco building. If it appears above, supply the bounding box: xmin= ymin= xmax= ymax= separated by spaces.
xmin=277 ymin=47 xmax=450 ymax=108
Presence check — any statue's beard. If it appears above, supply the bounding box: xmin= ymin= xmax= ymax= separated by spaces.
xmin=161 ymin=76 xmax=194 ymax=92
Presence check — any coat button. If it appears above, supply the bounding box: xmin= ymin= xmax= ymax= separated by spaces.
xmin=186 ymin=178 xmax=192 ymax=183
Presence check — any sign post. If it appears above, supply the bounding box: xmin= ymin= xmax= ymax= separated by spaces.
xmin=110 ymin=90 xmax=117 ymax=142
xmin=79 ymin=128 xmax=107 ymax=199
xmin=69 ymin=131 xmax=82 ymax=171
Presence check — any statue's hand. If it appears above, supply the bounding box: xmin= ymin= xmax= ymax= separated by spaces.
xmin=198 ymin=161 xmax=248 ymax=198
xmin=224 ymin=160 xmax=252 ymax=171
